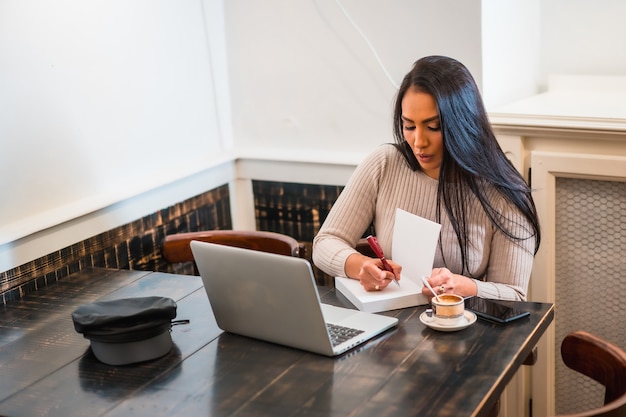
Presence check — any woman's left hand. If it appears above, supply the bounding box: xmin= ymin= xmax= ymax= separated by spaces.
xmin=422 ymin=267 xmax=478 ymax=298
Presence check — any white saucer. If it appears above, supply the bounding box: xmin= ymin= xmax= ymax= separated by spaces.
xmin=420 ymin=310 xmax=477 ymax=332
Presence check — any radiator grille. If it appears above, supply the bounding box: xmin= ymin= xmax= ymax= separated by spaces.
xmin=554 ymin=177 xmax=626 ymax=414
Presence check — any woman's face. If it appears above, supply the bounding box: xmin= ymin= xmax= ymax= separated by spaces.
xmin=401 ymin=88 xmax=443 ymax=179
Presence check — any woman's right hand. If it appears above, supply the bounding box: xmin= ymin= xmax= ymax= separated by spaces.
xmin=345 ymin=253 xmax=401 ymax=291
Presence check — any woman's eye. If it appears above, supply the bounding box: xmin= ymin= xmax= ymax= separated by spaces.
xmin=427 ymin=124 xmax=441 ymax=131
xmin=403 ymin=125 xmax=416 ymax=131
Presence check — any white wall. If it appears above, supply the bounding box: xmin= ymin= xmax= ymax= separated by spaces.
xmin=0 ymin=0 xmax=231 ymax=270
xmin=224 ymin=0 xmax=483 ymax=157
xmin=481 ymin=0 xmax=542 ymax=109
xmin=2 ymin=0 xmax=626 ymax=273
xmin=0 ymin=0 xmax=231 ymax=243
xmin=540 ymin=0 xmax=626 ymax=89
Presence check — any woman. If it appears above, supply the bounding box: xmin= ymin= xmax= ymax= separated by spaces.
xmin=312 ymin=55 xmax=540 ymax=301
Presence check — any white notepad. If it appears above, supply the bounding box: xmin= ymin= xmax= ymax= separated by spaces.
xmin=335 ymin=208 xmax=441 ymax=313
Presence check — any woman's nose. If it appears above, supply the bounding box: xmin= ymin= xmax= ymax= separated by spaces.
xmin=412 ymin=129 xmax=427 ymax=149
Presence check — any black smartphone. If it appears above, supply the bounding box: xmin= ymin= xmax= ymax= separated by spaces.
xmin=464 ymin=297 xmax=530 ymax=324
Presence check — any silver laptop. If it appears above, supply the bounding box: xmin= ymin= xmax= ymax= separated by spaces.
xmin=190 ymin=240 xmax=398 ymax=356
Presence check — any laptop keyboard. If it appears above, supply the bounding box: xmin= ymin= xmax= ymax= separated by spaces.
xmin=326 ymin=323 xmax=365 ymax=347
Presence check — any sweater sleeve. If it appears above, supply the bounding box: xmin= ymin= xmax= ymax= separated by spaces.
xmin=312 ymin=146 xmax=391 ymax=277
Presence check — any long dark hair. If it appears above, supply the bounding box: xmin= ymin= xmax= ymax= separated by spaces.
xmin=392 ymin=55 xmax=540 ymax=276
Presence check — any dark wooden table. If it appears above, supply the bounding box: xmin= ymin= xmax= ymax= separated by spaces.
xmin=0 ymin=268 xmax=553 ymax=417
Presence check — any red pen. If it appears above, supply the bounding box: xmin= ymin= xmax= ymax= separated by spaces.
xmin=365 ymin=235 xmax=400 ymax=286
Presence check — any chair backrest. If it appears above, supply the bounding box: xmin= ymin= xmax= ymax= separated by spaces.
xmin=161 ymin=230 xmax=306 ymax=264
xmin=553 ymin=330 xmax=626 ymax=417
xmin=355 ymin=237 xmax=376 ymax=258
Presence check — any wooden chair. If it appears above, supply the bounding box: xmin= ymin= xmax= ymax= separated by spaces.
xmin=355 ymin=237 xmax=376 ymax=257
xmin=553 ymin=330 xmax=626 ymax=417
xmin=161 ymin=230 xmax=306 ymax=272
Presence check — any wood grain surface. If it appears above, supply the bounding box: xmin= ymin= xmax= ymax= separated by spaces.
xmin=0 ymin=268 xmax=553 ymax=417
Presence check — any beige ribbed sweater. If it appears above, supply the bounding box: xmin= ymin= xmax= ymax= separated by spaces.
xmin=312 ymin=144 xmax=536 ymax=301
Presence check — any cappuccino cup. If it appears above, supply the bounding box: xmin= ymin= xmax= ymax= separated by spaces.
xmin=430 ymin=294 xmax=465 ymax=326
